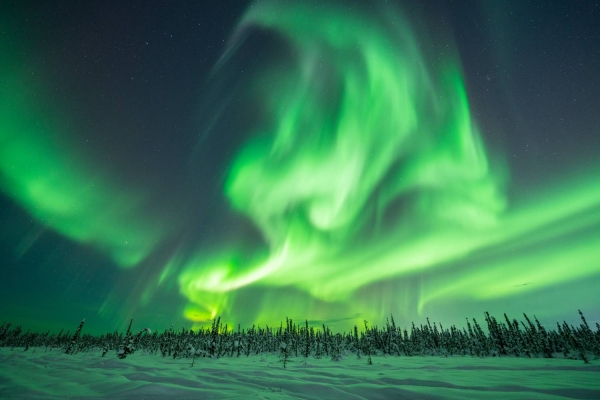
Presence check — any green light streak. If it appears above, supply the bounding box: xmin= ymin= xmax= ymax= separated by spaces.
xmin=177 ymin=0 xmax=600 ymax=328
xmin=223 ymin=1 xmax=504 ymax=282
xmin=2 ymin=3 xmax=597 ymax=331
xmin=179 ymin=1 xmax=503 ymax=320
xmin=0 ymin=40 xmax=166 ymax=267
xmin=418 ymin=173 xmax=600 ymax=311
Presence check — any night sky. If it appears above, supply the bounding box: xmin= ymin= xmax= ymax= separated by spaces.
xmin=1 ymin=0 xmax=599 ymax=335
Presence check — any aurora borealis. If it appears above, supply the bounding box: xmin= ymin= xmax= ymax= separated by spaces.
xmin=1 ymin=0 xmax=599 ymax=334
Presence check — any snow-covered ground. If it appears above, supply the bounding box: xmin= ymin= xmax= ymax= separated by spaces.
xmin=1 ymin=348 xmax=598 ymax=399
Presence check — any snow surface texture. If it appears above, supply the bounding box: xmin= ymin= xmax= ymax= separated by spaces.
xmin=0 ymin=348 xmax=598 ymax=399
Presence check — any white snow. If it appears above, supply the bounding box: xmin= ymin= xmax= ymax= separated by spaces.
xmin=0 ymin=348 xmax=598 ymax=399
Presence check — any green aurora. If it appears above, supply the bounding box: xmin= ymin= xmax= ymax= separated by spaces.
xmin=0 ymin=56 xmax=171 ymax=268
xmin=176 ymin=1 xmax=600 ymax=329
xmin=1 ymin=0 xmax=599 ymax=332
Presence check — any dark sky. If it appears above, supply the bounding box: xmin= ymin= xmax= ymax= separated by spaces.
xmin=1 ymin=0 xmax=599 ymax=334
